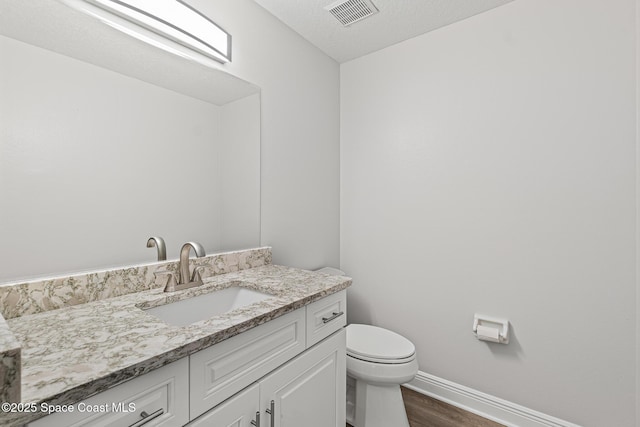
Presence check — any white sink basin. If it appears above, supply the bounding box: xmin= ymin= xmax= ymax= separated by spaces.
xmin=144 ymin=286 xmax=272 ymax=327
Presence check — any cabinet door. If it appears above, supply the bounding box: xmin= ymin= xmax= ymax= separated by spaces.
xmin=187 ymin=383 xmax=260 ymax=427
xmin=259 ymin=329 xmax=346 ymax=427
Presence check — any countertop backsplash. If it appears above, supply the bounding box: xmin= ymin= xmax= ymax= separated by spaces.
xmin=0 ymin=247 xmax=272 ymax=320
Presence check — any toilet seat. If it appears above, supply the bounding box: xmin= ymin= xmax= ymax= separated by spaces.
xmin=347 ymin=324 xmax=415 ymax=364
xmin=345 ymin=324 xmax=418 ymax=427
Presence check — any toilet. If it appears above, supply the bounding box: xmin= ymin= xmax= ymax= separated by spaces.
xmin=314 ymin=267 xmax=418 ymax=427
xmin=346 ymin=324 xmax=418 ymax=427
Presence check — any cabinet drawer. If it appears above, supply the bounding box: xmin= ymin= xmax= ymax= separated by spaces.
xmin=189 ymin=308 xmax=306 ymax=420
xmin=28 ymin=358 xmax=189 ymax=427
xmin=306 ymin=290 xmax=347 ymax=347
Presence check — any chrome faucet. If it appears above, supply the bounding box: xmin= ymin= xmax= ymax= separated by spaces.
xmin=158 ymin=241 xmax=206 ymax=292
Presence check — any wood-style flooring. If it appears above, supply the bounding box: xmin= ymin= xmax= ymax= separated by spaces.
xmin=347 ymin=386 xmax=505 ymax=427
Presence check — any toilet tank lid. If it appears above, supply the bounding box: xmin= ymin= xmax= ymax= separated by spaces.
xmin=346 ymin=324 xmax=415 ymax=361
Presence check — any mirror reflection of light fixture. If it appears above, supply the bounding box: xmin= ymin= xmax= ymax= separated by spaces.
xmin=59 ymin=0 xmax=231 ymax=65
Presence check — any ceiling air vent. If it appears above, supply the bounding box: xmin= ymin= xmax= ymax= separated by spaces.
xmin=325 ymin=0 xmax=379 ymax=27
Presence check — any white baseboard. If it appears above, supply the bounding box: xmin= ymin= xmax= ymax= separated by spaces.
xmin=405 ymin=371 xmax=582 ymax=427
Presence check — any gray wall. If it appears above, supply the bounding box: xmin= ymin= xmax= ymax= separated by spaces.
xmin=191 ymin=0 xmax=341 ymax=270
xmin=341 ymin=0 xmax=636 ymax=425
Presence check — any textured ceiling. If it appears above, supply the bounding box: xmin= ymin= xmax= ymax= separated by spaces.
xmin=253 ymin=0 xmax=515 ymax=63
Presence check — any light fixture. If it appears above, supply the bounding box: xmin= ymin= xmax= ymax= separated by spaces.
xmin=60 ymin=0 xmax=231 ymax=65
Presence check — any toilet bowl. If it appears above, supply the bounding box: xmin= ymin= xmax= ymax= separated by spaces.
xmin=312 ymin=268 xmax=418 ymax=426
xmin=346 ymin=324 xmax=418 ymax=427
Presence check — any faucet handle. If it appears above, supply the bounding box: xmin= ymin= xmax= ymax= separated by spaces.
xmin=154 ymin=270 xmax=178 ymax=292
xmin=191 ymin=266 xmax=206 ymax=284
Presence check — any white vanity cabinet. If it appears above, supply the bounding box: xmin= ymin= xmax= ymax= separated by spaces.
xmin=189 ymin=309 xmax=307 ymax=419
xmin=189 ymin=290 xmax=347 ymax=426
xmin=188 ymin=329 xmax=345 ymax=427
xmin=26 ymin=290 xmax=347 ymax=427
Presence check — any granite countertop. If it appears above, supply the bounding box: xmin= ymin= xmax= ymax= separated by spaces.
xmin=1 ymin=264 xmax=351 ymax=426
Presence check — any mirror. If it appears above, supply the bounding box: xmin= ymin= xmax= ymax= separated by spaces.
xmin=0 ymin=0 xmax=261 ymax=282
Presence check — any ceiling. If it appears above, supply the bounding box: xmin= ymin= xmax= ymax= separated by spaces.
xmin=253 ymin=0 xmax=515 ymax=63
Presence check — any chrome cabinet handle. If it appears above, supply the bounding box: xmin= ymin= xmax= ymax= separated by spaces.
xmin=265 ymin=400 xmax=275 ymax=426
xmin=129 ymin=408 xmax=164 ymax=427
xmin=251 ymin=411 xmax=260 ymax=426
xmin=322 ymin=311 xmax=344 ymax=324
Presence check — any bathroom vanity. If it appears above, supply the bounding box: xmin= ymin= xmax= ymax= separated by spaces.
xmin=0 ymin=248 xmax=350 ymax=427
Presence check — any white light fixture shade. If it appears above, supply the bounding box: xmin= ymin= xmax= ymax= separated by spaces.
xmin=60 ymin=0 xmax=231 ymax=65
